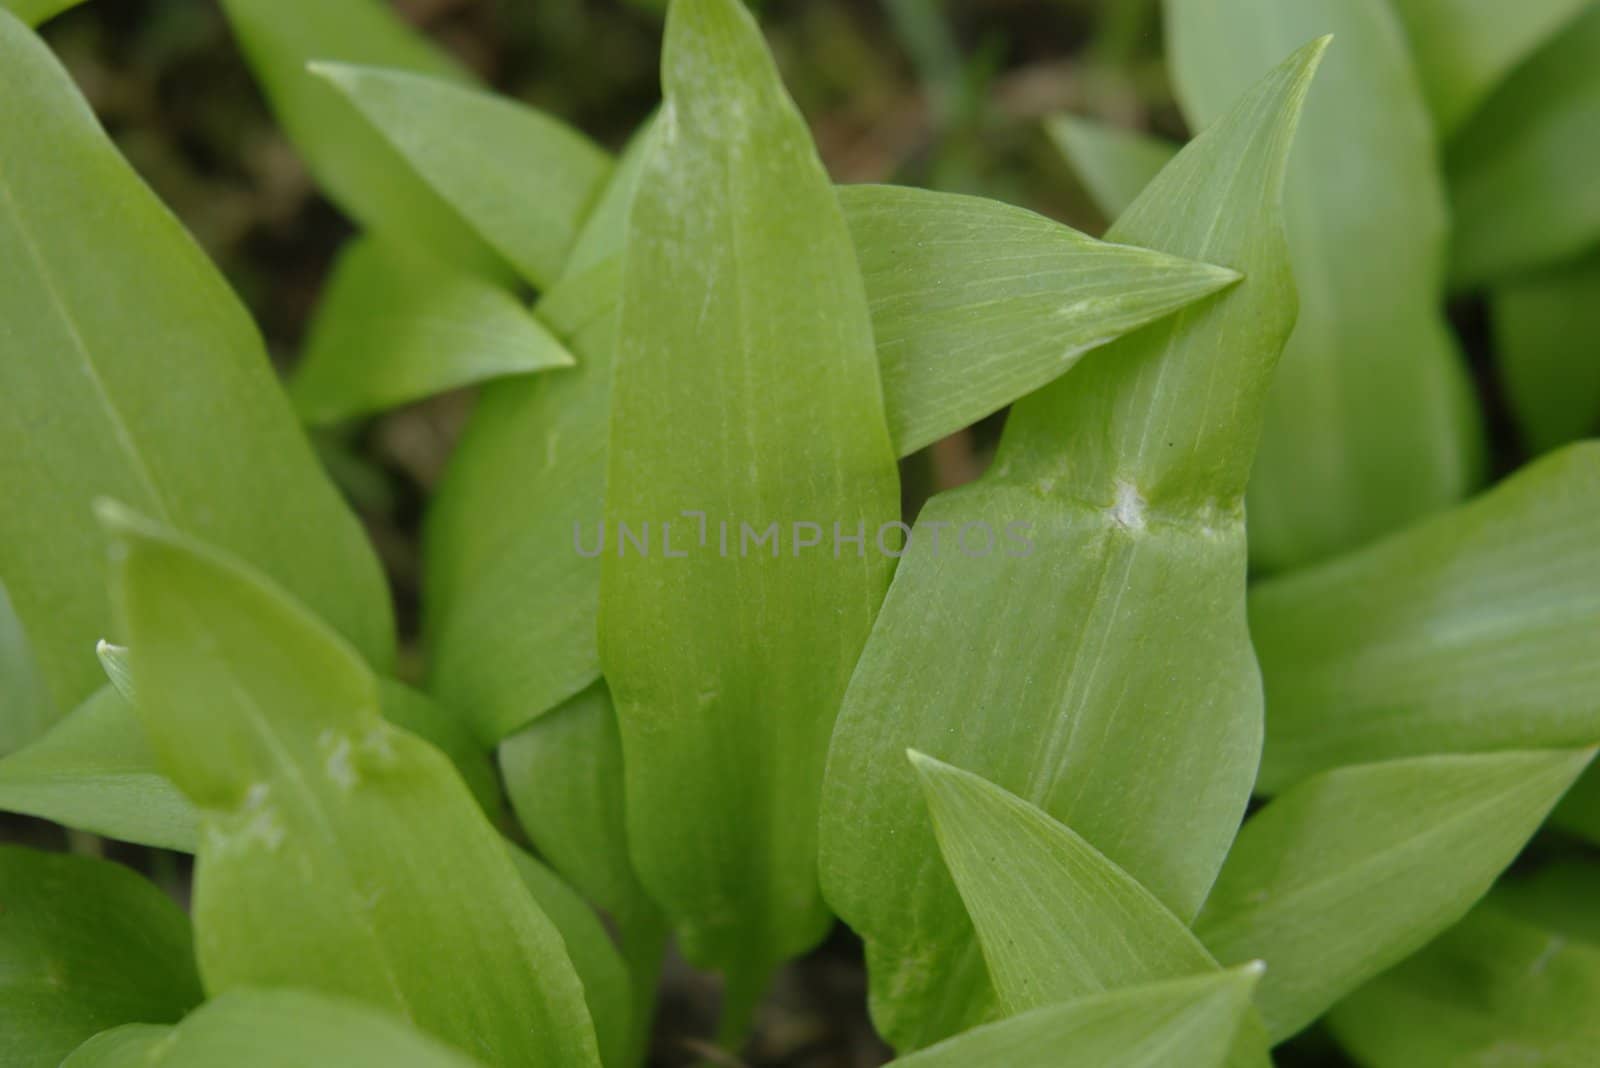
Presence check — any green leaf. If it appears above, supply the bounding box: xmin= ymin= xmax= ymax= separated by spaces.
xmin=1045 ymin=114 xmax=1177 ymax=222
xmin=1328 ymin=894 xmax=1600 ymax=1067
xmin=104 ymin=506 xmax=601 ymax=1068
xmin=1492 ymin=250 xmax=1600 ymax=453
xmin=892 ymin=970 xmax=1263 ymax=1068
xmin=1194 ymin=748 xmax=1595 ymax=1041
xmin=0 ymin=579 xmax=52 ymax=757
xmin=0 ymin=845 xmax=202 ymax=1068
xmin=62 ymin=990 xmax=487 ymax=1068
xmin=840 ymin=184 xmax=1240 ymax=455
xmin=217 ymin=0 xmax=503 ymax=277
xmin=500 ymin=684 xmax=666 ymax=1063
xmin=819 ymin=39 xmax=1321 ymax=1050
xmin=287 ymin=236 xmax=574 ymax=425
xmin=427 ymin=171 xmax=1241 ymax=748
xmin=1493 ymin=860 xmax=1600 ymax=946
xmin=910 ymin=753 xmax=1271 ymax=1068
xmin=1167 ymin=0 xmax=1483 ymax=571
xmin=505 ymin=848 xmax=633 ymax=1068
xmin=1388 ymin=0 xmax=1593 ymax=134
xmin=313 ymin=64 xmax=616 ymax=292
xmin=0 ymin=687 xmax=196 ymax=852
xmin=0 ymin=9 xmax=394 ymax=714
xmin=1552 ymin=764 xmax=1600 ymax=845
xmin=2 ymin=0 xmax=82 ymax=26
xmin=1250 ymin=443 xmax=1600 ymax=793
xmin=1448 ymin=5 xmax=1600 ymax=288
xmin=95 ymin=641 xmax=136 ymax=704
xmin=598 ymin=0 xmax=900 ymax=992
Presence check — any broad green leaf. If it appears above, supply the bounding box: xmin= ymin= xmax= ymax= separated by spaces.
xmin=599 ymin=0 xmax=900 ymax=991
xmin=1329 ymin=896 xmax=1600 ymax=1067
xmin=105 ymin=506 xmax=600 ymax=1068
xmin=1168 ymin=0 xmax=1482 ymax=571
xmin=62 ymin=990 xmax=485 ymax=1068
xmin=820 ymin=40 xmax=1320 ymax=1050
xmin=1194 ymin=748 xmax=1595 ymax=1041
xmin=1045 ymin=114 xmax=1177 ymax=222
xmin=910 ymin=753 xmax=1271 ymax=1068
xmin=1389 ymin=0 xmax=1593 ymax=134
xmin=2 ymin=0 xmax=81 ymax=26
xmin=0 ymin=9 xmax=394 ymax=713
xmin=500 ymin=683 xmax=666 ymax=1064
xmin=0 ymin=579 xmax=52 ymax=756
xmin=288 ymin=236 xmax=574 ymax=425
xmin=217 ymin=0 xmax=503 ymax=277
xmin=893 ymin=970 xmax=1262 ymax=1068
xmin=0 ymin=845 xmax=202 ymax=1068
xmin=428 ymin=189 xmax=1241 ymax=746
xmin=1250 ymin=443 xmax=1600 ymax=793
xmin=506 ymin=848 xmax=632 ymax=1068
xmin=0 ymin=687 xmax=195 ymax=852
xmin=1492 ymin=250 xmax=1600 ymax=453
xmin=314 ymin=63 xmax=615 ymax=291
xmin=1448 ymin=5 xmax=1600 ymax=288
xmin=841 ymin=184 xmax=1239 ymax=455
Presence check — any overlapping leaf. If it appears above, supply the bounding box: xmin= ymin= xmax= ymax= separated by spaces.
xmin=0 ymin=579 xmax=51 ymax=756
xmin=1195 ymin=748 xmax=1594 ymax=1041
xmin=2 ymin=0 xmax=81 ymax=26
xmin=288 ymin=236 xmax=574 ymax=425
xmin=0 ymin=845 xmax=202 ymax=1068
xmin=1329 ymin=887 xmax=1600 ymax=1066
xmin=216 ymin=0 xmax=502 ymax=276
xmin=1167 ymin=0 xmax=1482 ymax=570
xmin=105 ymin=506 xmax=600 ymax=1068
xmin=1389 ymin=0 xmax=1593 ymax=134
xmin=1448 ymin=4 xmax=1600 ymax=288
xmin=312 ymin=63 xmax=615 ymax=291
xmin=61 ymin=990 xmax=486 ymax=1068
xmin=1250 ymin=442 xmax=1600 ymax=793
xmin=819 ymin=39 xmax=1320 ymax=1050
xmin=892 ymin=971 xmax=1261 ymax=1068
xmin=599 ymin=0 xmax=900 ymax=993
xmin=1492 ymin=251 xmax=1600 ymax=453
xmin=0 ymin=10 xmax=394 ymax=715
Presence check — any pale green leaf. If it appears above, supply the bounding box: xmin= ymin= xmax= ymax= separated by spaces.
xmin=1492 ymin=250 xmax=1600 ymax=453
xmin=1251 ymin=443 xmax=1600 ymax=793
xmin=892 ymin=970 xmax=1263 ymax=1068
xmin=910 ymin=753 xmax=1271 ymax=1068
xmin=1195 ymin=748 xmax=1595 ymax=1041
xmin=217 ymin=0 xmax=503 ymax=276
xmin=0 ymin=687 xmax=195 ymax=852
xmin=820 ymin=40 xmax=1321 ymax=1050
xmin=598 ymin=0 xmax=900 ymax=989
xmin=0 ymin=9 xmax=394 ymax=713
xmin=415 ymin=115 xmax=1241 ymax=746
xmin=841 ymin=184 xmax=1240 ymax=455
xmin=62 ymin=990 xmax=486 ymax=1068
xmin=1448 ymin=5 xmax=1600 ymax=288
xmin=1329 ymin=894 xmax=1600 ymax=1067
xmin=1168 ymin=0 xmax=1482 ymax=570
xmin=313 ymin=63 xmax=615 ymax=291
xmin=0 ymin=579 xmax=52 ymax=756
xmin=1389 ymin=0 xmax=1593 ymax=134
xmin=1045 ymin=114 xmax=1177 ymax=222
xmin=288 ymin=236 xmax=574 ymax=425
xmin=505 ymin=848 xmax=632 ymax=1068
xmin=500 ymin=683 xmax=666 ymax=1063
xmin=0 ymin=845 xmax=202 ymax=1068
xmin=104 ymin=506 xmax=600 ymax=1068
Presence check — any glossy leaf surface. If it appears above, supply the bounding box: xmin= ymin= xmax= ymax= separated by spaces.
xmin=820 ymin=40 xmax=1319 ymax=1049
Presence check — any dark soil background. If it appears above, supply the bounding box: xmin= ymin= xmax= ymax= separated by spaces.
xmin=6 ymin=1 xmax=1516 ymax=1063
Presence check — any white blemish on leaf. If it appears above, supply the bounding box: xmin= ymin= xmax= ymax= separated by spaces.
xmin=1109 ymin=479 xmax=1147 ymax=532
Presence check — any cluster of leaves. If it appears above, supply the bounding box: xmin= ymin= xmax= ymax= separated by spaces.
xmin=0 ymin=0 xmax=1596 ymax=1065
